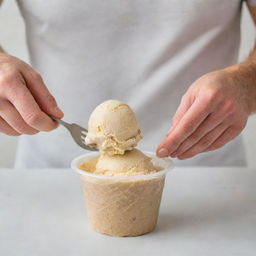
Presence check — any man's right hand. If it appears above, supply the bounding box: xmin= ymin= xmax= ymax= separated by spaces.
xmin=0 ymin=53 xmax=64 ymax=136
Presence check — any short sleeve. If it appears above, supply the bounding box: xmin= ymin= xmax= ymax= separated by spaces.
xmin=247 ymin=0 xmax=256 ymax=6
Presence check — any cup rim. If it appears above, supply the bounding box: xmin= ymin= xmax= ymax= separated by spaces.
xmin=71 ymin=151 xmax=174 ymax=181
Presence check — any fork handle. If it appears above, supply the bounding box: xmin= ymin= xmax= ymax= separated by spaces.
xmin=51 ymin=117 xmax=72 ymax=130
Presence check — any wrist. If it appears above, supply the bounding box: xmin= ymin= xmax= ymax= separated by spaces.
xmin=223 ymin=63 xmax=256 ymax=114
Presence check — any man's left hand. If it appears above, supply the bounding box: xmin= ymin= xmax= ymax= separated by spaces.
xmin=156 ymin=69 xmax=250 ymax=159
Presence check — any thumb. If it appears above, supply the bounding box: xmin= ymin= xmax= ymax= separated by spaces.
xmin=21 ymin=67 xmax=64 ymax=118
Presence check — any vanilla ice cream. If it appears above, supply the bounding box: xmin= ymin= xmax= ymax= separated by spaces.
xmin=78 ymin=99 xmax=171 ymax=237
xmin=95 ymin=149 xmax=161 ymax=176
xmin=85 ymin=100 xmax=142 ymax=155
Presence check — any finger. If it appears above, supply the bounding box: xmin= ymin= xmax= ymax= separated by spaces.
xmin=21 ymin=67 xmax=64 ymax=118
xmin=177 ymin=123 xmax=229 ymax=159
xmin=4 ymin=77 xmax=59 ymax=131
xmin=0 ymin=116 xmax=20 ymax=136
xmin=170 ymin=94 xmax=193 ymax=132
xmin=0 ymin=99 xmax=38 ymax=135
xmin=204 ymin=126 xmax=241 ymax=153
xmin=172 ymin=107 xmax=229 ymax=157
xmin=157 ymin=96 xmax=213 ymax=157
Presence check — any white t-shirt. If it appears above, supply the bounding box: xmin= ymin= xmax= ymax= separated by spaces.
xmin=15 ymin=0 xmax=254 ymax=168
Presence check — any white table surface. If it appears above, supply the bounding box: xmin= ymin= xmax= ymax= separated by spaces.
xmin=0 ymin=167 xmax=256 ymax=256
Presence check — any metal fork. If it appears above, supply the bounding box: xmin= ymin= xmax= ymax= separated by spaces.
xmin=52 ymin=117 xmax=98 ymax=151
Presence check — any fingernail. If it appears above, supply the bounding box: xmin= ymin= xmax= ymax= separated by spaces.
xmin=157 ymin=148 xmax=169 ymax=158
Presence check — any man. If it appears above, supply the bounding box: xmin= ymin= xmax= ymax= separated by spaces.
xmin=0 ymin=0 xmax=255 ymax=168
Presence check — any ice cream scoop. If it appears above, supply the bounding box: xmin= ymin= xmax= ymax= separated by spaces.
xmin=85 ymin=100 xmax=142 ymax=155
xmin=95 ymin=149 xmax=161 ymax=176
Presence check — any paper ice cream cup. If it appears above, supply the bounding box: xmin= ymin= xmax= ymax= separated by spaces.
xmin=71 ymin=151 xmax=174 ymax=237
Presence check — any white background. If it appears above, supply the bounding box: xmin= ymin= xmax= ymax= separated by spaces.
xmin=0 ymin=0 xmax=255 ymax=167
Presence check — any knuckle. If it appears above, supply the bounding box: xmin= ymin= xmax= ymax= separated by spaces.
xmin=15 ymin=123 xmax=37 ymax=135
xmin=25 ymin=111 xmax=43 ymax=126
xmin=204 ymin=89 xmax=219 ymax=103
xmin=0 ymin=74 xmax=21 ymax=97
xmin=15 ymin=124 xmax=29 ymax=134
xmin=189 ymin=132 xmax=200 ymax=142
xmin=30 ymin=71 xmax=42 ymax=81
xmin=199 ymin=137 xmax=212 ymax=148
xmin=0 ymin=72 xmax=17 ymax=86
xmin=223 ymin=99 xmax=236 ymax=115
xmin=182 ymin=123 xmax=194 ymax=134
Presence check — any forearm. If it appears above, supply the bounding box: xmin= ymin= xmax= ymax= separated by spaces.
xmin=224 ymin=46 xmax=256 ymax=114
xmin=157 ymin=48 xmax=254 ymax=158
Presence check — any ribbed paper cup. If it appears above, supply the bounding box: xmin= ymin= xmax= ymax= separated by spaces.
xmin=71 ymin=151 xmax=174 ymax=237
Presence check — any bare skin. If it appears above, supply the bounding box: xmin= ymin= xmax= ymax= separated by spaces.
xmin=157 ymin=4 xmax=256 ymax=159
xmin=0 ymin=52 xmax=64 ymax=136
xmin=0 ymin=1 xmax=255 ymax=159
xmin=0 ymin=0 xmax=63 ymax=136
